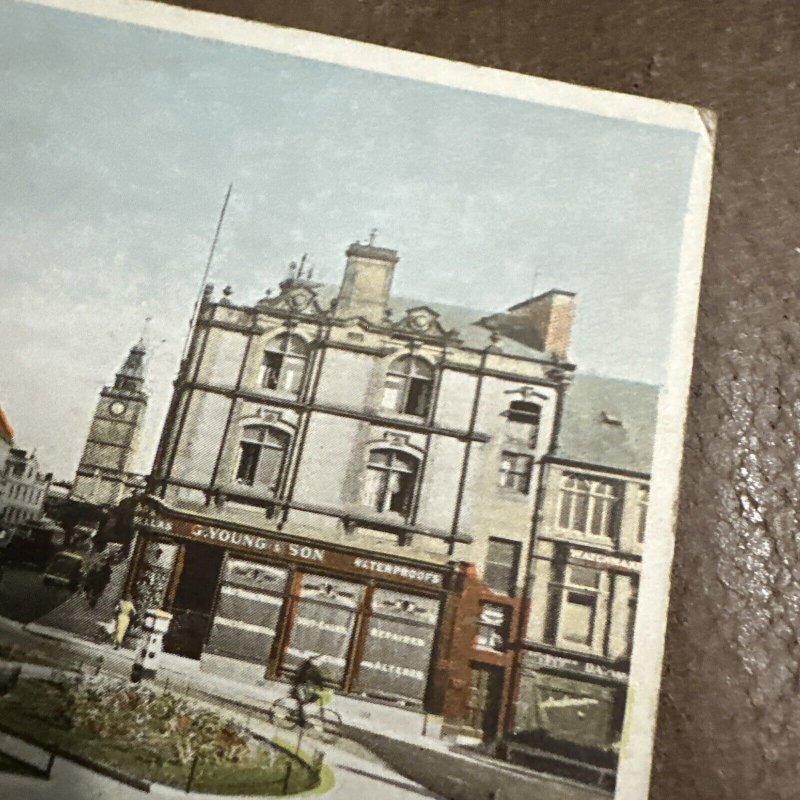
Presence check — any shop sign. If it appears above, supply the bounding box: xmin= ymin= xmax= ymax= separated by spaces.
xmin=135 ymin=509 xmax=173 ymax=534
xmin=570 ymin=548 xmax=640 ymax=574
xmin=351 ymin=557 xmax=443 ymax=586
xmin=137 ymin=507 xmax=445 ymax=590
xmin=527 ymin=651 xmax=628 ymax=683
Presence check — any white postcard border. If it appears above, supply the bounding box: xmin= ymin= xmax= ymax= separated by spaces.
xmin=12 ymin=1 xmax=717 ymax=796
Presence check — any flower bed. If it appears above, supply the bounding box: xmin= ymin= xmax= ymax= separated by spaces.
xmin=0 ymin=676 xmax=320 ymax=795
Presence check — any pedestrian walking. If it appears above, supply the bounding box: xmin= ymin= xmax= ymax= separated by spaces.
xmin=93 ymin=557 xmax=112 ymax=603
xmin=113 ymin=594 xmax=136 ymax=649
xmin=83 ymin=563 xmax=101 ymax=607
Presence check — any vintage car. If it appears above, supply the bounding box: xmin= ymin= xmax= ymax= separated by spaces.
xmin=2 ymin=521 xmax=66 ymax=570
xmin=43 ymin=551 xmax=85 ymax=591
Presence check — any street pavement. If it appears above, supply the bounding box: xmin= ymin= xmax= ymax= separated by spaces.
xmin=0 ymin=583 xmax=610 ymax=800
xmin=0 ymin=565 xmax=74 ymax=624
xmin=0 ymin=615 xmax=444 ymax=799
xmin=0 ymin=729 xmax=442 ymax=800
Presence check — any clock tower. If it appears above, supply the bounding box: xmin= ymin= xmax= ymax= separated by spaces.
xmin=73 ymin=340 xmax=149 ymax=506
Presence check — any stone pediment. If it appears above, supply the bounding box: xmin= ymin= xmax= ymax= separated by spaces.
xmin=256 ymin=281 xmax=325 ymax=315
xmin=393 ymin=306 xmax=454 ymax=339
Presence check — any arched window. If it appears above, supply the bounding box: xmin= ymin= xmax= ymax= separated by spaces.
xmin=381 ymin=355 xmax=433 ymax=417
xmin=235 ymin=425 xmax=290 ymax=490
xmin=362 ymin=448 xmax=419 ymax=517
xmin=507 ymin=400 xmax=541 ymax=450
xmin=557 ymin=474 xmax=619 ymax=537
xmin=258 ymin=334 xmax=308 ymax=396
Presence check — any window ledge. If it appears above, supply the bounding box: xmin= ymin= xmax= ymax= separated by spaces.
xmin=555 ymin=530 xmax=616 ymax=548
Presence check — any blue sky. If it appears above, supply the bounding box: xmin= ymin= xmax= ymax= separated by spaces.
xmin=0 ymin=1 xmax=699 ymax=478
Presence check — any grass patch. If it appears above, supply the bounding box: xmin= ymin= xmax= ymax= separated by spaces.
xmin=0 ymin=678 xmax=320 ymax=795
xmin=271 ymin=737 xmax=335 ymax=797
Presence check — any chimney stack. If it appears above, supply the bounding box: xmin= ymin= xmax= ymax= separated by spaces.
xmin=335 ymin=241 xmax=399 ymax=324
xmin=485 ymin=290 xmax=576 ymax=360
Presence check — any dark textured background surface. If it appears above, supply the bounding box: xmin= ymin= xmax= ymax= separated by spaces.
xmin=159 ymin=3 xmax=800 ymax=797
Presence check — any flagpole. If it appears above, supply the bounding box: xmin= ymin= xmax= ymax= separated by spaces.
xmin=181 ymin=183 xmax=233 ymax=363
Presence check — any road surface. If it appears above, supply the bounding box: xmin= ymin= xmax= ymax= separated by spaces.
xmin=0 ymin=565 xmax=74 ymax=624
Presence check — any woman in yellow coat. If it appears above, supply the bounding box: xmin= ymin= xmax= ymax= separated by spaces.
xmin=113 ymin=595 xmax=136 ymax=649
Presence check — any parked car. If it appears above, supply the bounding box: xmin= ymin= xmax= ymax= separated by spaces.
xmin=43 ymin=551 xmax=85 ymax=591
xmin=3 ymin=522 xmax=66 ymax=570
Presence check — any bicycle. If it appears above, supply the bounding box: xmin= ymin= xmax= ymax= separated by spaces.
xmin=269 ymin=693 xmax=343 ymax=744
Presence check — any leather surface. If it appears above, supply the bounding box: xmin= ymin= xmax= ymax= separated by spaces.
xmin=160 ymin=3 xmax=800 ymax=797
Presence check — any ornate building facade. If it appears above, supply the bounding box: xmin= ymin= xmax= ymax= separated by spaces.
xmin=125 ymin=240 xmax=579 ymax=737
xmin=0 ymin=447 xmax=52 ymax=526
xmin=73 ymin=341 xmax=149 ymax=506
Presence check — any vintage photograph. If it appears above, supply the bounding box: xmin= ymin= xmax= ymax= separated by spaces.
xmin=0 ymin=1 xmax=714 ymax=798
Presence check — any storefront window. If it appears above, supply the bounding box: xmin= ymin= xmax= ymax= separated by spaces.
xmin=206 ymin=559 xmax=289 ymax=664
xmin=515 ymin=672 xmax=617 ymax=748
xmin=558 ymin=475 xmax=619 ymax=537
xmin=356 ymin=588 xmax=439 ymax=704
xmin=283 ymin=575 xmax=365 ymax=686
xmin=235 ymin=425 xmax=290 ymax=491
xmin=258 ymin=334 xmax=308 ymax=396
xmin=362 ymin=448 xmax=419 ymax=518
xmin=381 ymin=355 xmax=433 ymax=417
xmin=135 ymin=540 xmax=178 ymax=612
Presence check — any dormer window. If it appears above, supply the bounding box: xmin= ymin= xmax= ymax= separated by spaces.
xmin=259 ymin=334 xmax=308 ymax=397
xmin=507 ymin=400 xmax=541 ymax=449
xmin=381 ymin=355 xmax=433 ymax=418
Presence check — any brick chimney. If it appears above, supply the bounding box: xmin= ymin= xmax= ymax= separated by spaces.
xmin=484 ymin=290 xmax=576 ymax=360
xmin=334 ymin=241 xmax=399 ymax=324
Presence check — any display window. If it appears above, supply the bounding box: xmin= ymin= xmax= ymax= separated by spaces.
xmin=206 ymin=559 xmax=289 ymax=664
xmin=356 ymin=588 xmax=440 ymax=704
xmin=282 ymin=575 xmax=365 ymax=685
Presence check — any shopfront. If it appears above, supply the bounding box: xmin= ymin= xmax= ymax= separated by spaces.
xmin=512 ymin=649 xmax=628 ymax=749
xmin=128 ymin=503 xmax=455 ymax=710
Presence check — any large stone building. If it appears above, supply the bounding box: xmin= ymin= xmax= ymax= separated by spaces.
xmin=0 ymin=447 xmax=53 ymax=527
xmin=126 ymin=240 xmax=581 ymax=736
xmin=73 ymin=341 xmax=149 ymax=506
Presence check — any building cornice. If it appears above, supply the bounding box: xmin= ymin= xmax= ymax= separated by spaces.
xmin=542 ymin=455 xmax=651 ymax=481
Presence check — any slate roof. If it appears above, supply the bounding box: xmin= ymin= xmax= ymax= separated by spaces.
xmin=307 ymin=284 xmax=553 ymax=361
xmin=553 ymin=374 xmax=660 ymax=475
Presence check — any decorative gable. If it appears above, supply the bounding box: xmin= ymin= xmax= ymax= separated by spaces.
xmin=393 ymin=306 xmax=454 ymax=339
xmin=256 ymin=280 xmax=325 ymax=316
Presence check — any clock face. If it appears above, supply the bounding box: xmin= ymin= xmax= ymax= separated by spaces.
xmin=109 ymin=401 xmax=126 ymax=417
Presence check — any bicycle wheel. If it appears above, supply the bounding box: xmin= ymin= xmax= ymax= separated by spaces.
xmin=318 ymin=708 xmax=342 ymax=743
xmin=270 ymin=697 xmax=298 ymax=730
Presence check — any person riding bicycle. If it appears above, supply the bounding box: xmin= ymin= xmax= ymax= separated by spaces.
xmin=290 ymin=654 xmax=326 ymax=728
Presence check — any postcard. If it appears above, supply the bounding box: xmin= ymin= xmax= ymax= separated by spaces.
xmin=0 ymin=1 xmax=714 ymax=798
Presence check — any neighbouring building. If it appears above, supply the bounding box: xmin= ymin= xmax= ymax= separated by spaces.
xmin=125 ymin=239 xmax=579 ymax=738
xmin=0 ymin=447 xmax=53 ymax=526
xmin=512 ymin=374 xmax=657 ymax=750
xmin=0 ymin=404 xmax=14 ymax=476
xmin=73 ymin=340 xmax=149 ymax=507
